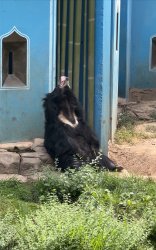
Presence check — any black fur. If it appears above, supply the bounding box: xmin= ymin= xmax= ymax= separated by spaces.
xmin=43 ymin=84 xmax=121 ymax=171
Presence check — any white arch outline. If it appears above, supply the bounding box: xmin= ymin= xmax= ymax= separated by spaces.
xmin=0 ymin=26 xmax=30 ymax=89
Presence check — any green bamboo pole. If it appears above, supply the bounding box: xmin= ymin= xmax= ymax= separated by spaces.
xmin=72 ymin=0 xmax=82 ymax=97
xmin=87 ymin=0 xmax=95 ymax=128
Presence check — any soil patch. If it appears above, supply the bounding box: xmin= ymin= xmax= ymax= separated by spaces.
xmin=109 ymin=138 xmax=156 ymax=178
xmin=111 ymin=100 xmax=156 ymax=179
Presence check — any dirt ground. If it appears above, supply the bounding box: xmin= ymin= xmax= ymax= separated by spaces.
xmin=109 ymin=136 xmax=156 ymax=178
xmin=109 ymin=100 xmax=156 ymax=179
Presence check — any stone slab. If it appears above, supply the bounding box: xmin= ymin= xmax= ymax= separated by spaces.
xmin=37 ymin=153 xmax=53 ymax=164
xmin=0 ymin=152 xmax=20 ymax=174
xmin=0 ymin=138 xmax=54 ymax=176
xmin=32 ymin=138 xmax=44 ymax=149
xmin=20 ymin=157 xmax=42 ymax=176
xmin=20 ymin=152 xmax=39 ymax=158
xmin=0 ymin=149 xmax=7 ymax=152
xmin=0 ymin=141 xmax=33 ymax=150
xmin=33 ymin=146 xmax=47 ymax=153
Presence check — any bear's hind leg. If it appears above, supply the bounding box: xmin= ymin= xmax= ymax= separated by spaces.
xmin=98 ymin=154 xmax=123 ymax=172
xmin=57 ymin=153 xmax=84 ymax=170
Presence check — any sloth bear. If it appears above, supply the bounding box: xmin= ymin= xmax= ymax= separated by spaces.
xmin=43 ymin=76 xmax=121 ymax=171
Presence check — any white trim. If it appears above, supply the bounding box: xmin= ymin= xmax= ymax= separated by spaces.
xmin=110 ymin=0 xmax=121 ymax=140
xmin=149 ymin=35 xmax=156 ymax=72
xmin=49 ymin=0 xmax=57 ymax=92
xmin=116 ymin=0 xmax=120 ymax=12
xmin=0 ymin=26 xmax=30 ymax=90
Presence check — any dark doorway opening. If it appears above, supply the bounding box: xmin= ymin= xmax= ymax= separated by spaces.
xmin=2 ymin=31 xmax=27 ymax=87
xmin=8 ymin=51 xmax=13 ymax=74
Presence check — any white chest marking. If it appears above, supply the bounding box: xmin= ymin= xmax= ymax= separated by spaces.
xmin=58 ymin=112 xmax=79 ymax=128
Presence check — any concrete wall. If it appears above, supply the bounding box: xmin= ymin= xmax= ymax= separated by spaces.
xmin=94 ymin=0 xmax=120 ymax=152
xmin=119 ymin=0 xmax=156 ymax=98
xmin=0 ymin=0 xmax=56 ymax=142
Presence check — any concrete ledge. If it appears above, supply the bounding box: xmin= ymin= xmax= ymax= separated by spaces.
xmin=0 ymin=138 xmax=54 ymax=176
xmin=0 ymin=141 xmax=33 ymax=150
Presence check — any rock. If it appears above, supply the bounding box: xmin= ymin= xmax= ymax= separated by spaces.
xmin=0 ymin=149 xmax=7 ymax=152
xmin=34 ymin=146 xmax=47 ymax=153
xmin=32 ymin=138 xmax=44 ymax=149
xmin=20 ymin=157 xmax=42 ymax=176
xmin=0 ymin=141 xmax=33 ymax=150
xmin=0 ymin=152 xmax=20 ymax=174
xmin=20 ymin=152 xmax=39 ymax=158
xmin=37 ymin=152 xmax=53 ymax=164
xmin=33 ymin=146 xmax=53 ymax=163
xmin=20 ymin=151 xmax=53 ymax=165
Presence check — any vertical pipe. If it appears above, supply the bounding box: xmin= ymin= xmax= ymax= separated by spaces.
xmin=94 ymin=0 xmax=112 ymax=154
xmin=65 ymin=0 xmax=70 ymax=76
xmin=94 ymin=0 xmax=103 ymax=139
xmin=85 ymin=0 xmax=89 ymax=120
xmin=87 ymin=0 xmax=95 ymax=128
xmin=68 ymin=0 xmax=75 ymax=88
xmin=60 ymin=0 xmax=67 ymax=76
xmin=72 ymin=0 xmax=82 ymax=97
xmin=79 ymin=0 xmax=85 ymax=105
xmin=126 ymin=0 xmax=132 ymax=100
xmin=56 ymin=0 xmax=61 ymax=83
xmin=82 ymin=0 xmax=87 ymax=110
xmin=110 ymin=0 xmax=121 ymax=140
xmin=49 ymin=0 xmax=57 ymax=92
xmin=101 ymin=0 xmax=112 ymax=154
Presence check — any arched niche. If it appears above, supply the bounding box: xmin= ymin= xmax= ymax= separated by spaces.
xmin=1 ymin=27 xmax=29 ymax=88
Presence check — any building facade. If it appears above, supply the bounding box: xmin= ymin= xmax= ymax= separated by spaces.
xmin=0 ymin=0 xmax=120 ymax=154
xmin=119 ymin=0 xmax=156 ymax=100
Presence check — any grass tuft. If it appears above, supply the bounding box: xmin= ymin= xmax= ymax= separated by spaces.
xmin=150 ymin=111 xmax=156 ymax=120
xmin=115 ymin=112 xmax=155 ymax=144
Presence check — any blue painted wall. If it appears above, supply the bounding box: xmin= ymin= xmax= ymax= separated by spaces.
xmin=94 ymin=0 xmax=120 ymax=153
xmin=119 ymin=0 xmax=156 ymax=97
xmin=130 ymin=0 xmax=156 ymax=89
xmin=0 ymin=0 xmax=119 ymax=152
xmin=0 ymin=0 xmax=56 ymax=142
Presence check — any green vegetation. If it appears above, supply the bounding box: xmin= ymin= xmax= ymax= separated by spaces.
xmin=0 ymin=167 xmax=156 ymax=249
xmin=117 ymin=111 xmax=137 ymax=130
xmin=115 ymin=112 xmax=137 ymax=144
xmin=146 ymin=124 xmax=156 ymax=134
xmin=0 ymin=180 xmax=37 ymax=217
xmin=150 ymin=111 xmax=156 ymax=120
xmin=115 ymin=112 xmax=151 ymax=144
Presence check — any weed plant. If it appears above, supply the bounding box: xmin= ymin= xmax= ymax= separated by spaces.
xmin=150 ymin=111 xmax=156 ymax=120
xmin=115 ymin=111 xmax=150 ymax=143
xmin=146 ymin=124 xmax=156 ymax=134
xmin=115 ymin=111 xmax=136 ymax=144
